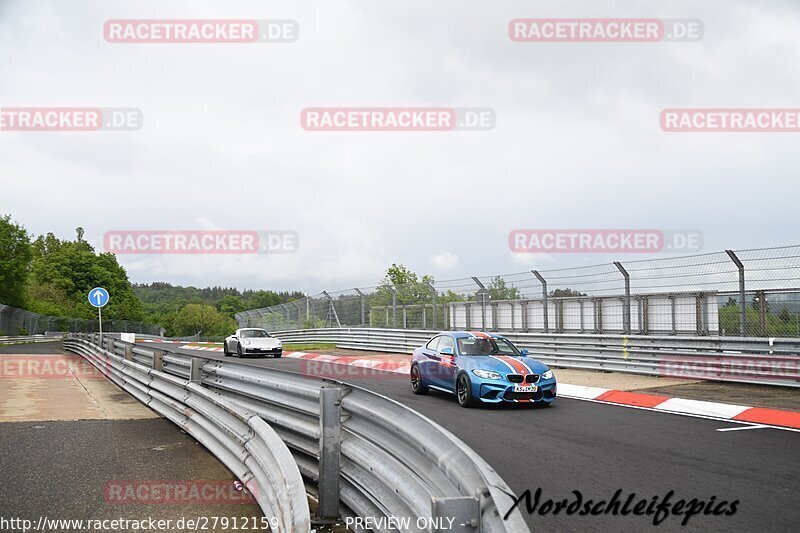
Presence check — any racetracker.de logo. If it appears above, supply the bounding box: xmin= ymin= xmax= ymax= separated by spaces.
xmin=104 ymin=19 xmax=298 ymax=43
xmin=660 ymin=355 xmax=799 ymax=383
xmin=103 ymin=480 xmax=258 ymax=505
xmin=103 ymin=230 xmax=299 ymax=254
xmin=509 ymin=18 xmax=703 ymax=42
xmin=0 ymin=107 xmax=142 ymax=131
xmin=0 ymin=355 xmax=110 ymax=379
xmin=660 ymin=109 xmax=800 ymax=132
xmin=301 ymin=107 xmax=495 ymax=131
xmin=509 ymin=230 xmax=703 ymax=253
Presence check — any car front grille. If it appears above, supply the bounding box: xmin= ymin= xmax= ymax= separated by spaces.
xmin=506 ymin=373 xmax=540 ymax=383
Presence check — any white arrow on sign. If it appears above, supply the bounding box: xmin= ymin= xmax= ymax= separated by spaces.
xmin=92 ymin=290 xmax=105 ymax=305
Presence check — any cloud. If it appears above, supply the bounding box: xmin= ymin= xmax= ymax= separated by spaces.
xmin=1 ymin=0 xmax=798 ymax=293
xmin=429 ymin=250 xmax=459 ymax=272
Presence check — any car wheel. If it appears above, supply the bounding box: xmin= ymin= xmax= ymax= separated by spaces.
xmin=410 ymin=364 xmax=428 ymax=395
xmin=456 ymin=373 xmax=476 ymax=407
xmin=236 ymin=344 xmax=243 ymax=358
xmin=273 ymin=352 xmax=282 ymax=359
xmin=223 ymin=342 xmax=230 ymax=357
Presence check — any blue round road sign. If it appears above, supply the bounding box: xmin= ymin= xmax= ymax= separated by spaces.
xmin=88 ymin=287 xmax=110 ymax=308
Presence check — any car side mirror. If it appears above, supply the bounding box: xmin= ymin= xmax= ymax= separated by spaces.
xmin=440 ymin=346 xmax=454 ymax=355
xmin=520 ymin=349 xmax=529 ymax=356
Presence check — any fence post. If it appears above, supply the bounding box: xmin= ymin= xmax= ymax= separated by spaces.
xmin=426 ymin=282 xmax=437 ymax=330
xmin=292 ymin=301 xmax=303 ymax=328
xmin=353 ymin=288 xmax=366 ymax=326
xmin=531 ymin=270 xmax=549 ymax=333
xmin=318 ymin=385 xmax=342 ymax=521
xmin=614 ymin=262 xmax=631 ymax=335
xmin=725 ymin=250 xmax=747 ymax=336
xmin=471 ymin=277 xmax=488 ymax=332
xmin=757 ymin=290 xmax=767 ymax=337
xmin=390 ymin=286 xmax=397 ymax=328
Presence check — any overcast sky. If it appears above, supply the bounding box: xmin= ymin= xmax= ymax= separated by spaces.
xmin=1 ymin=0 xmax=798 ymax=293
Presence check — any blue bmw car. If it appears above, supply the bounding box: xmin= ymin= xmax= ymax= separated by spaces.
xmin=410 ymin=331 xmax=556 ymax=407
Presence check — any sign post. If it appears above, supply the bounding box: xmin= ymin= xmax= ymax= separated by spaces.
xmin=88 ymin=287 xmax=110 ymax=343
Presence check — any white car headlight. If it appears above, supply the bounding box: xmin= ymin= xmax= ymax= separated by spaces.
xmin=472 ymin=369 xmax=502 ymax=380
xmin=243 ymin=339 xmax=251 ymax=346
xmin=276 ymin=340 xmax=282 ymax=346
xmin=542 ymin=370 xmax=554 ymax=380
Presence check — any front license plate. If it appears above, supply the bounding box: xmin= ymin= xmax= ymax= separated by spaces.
xmin=514 ymin=385 xmax=537 ymax=393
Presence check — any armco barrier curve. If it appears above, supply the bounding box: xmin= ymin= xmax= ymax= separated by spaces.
xmin=64 ymin=336 xmax=311 ymax=532
xmin=65 ymin=334 xmax=529 ymax=533
xmin=268 ymin=328 xmax=800 ymax=388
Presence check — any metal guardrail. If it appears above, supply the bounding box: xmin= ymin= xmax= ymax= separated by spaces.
xmin=65 ymin=334 xmax=529 ymax=533
xmin=270 ymin=328 xmax=800 ymax=388
xmin=64 ymin=336 xmax=310 ymax=532
xmin=0 ymin=334 xmax=64 ymax=345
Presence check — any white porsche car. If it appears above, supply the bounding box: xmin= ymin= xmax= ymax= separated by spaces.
xmin=223 ymin=328 xmax=283 ymax=358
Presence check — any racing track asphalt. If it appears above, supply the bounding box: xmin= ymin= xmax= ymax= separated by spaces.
xmin=145 ymin=343 xmax=800 ymax=532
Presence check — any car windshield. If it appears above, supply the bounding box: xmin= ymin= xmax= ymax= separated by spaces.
xmin=240 ymin=329 xmax=270 ymax=338
xmin=457 ymin=337 xmax=520 ymax=356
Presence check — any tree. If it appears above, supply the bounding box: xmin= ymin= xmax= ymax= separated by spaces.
xmin=549 ymin=288 xmax=587 ymax=298
xmin=487 ymin=277 xmax=520 ymax=301
xmin=779 ymin=307 xmax=792 ymax=323
xmin=0 ymin=215 xmax=32 ymax=307
xmin=216 ymin=295 xmax=245 ymax=318
xmin=26 ymin=228 xmax=144 ymax=320
xmin=374 ymin=264 xmax=434 ymax=306
xmin=174 ymin=304 xmax=234 ymax=336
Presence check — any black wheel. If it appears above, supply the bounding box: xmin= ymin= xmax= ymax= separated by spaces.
xmin=273 ymin=352 xmax=282 ymax=359
xmin=223 ymin=342 xmax=230 ymax=357
xmin=410 ymin=364 xmax=428 ymax=395
xmin=236 ymin=343 xmax=244 ymax=358
xmin=456 ymin=373 xmax=476 ymax=407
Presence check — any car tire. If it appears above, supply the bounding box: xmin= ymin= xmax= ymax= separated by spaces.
xmin=236 ymin=344 xmax=244 ymax=358
xmin=223 ymin=342 xmax=230 ymax=357
xmin=410 ymin=364 xmax=429 ymax=395
xmin=456 ymin=373 xmax=476 ymax=407
xmin=274 ymin=352 xmax=282 ymax=359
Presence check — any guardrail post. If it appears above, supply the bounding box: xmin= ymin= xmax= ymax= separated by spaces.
xmin=353 ymin=288 xmax=366 ymax=326
xmin=189 ymin=358 xmax=203 ymax=382
xmin=123 ymin=344 xmax=133 ymax=361
xmin=614 ymin=261 xmax=631 ymax=335
xmin=318 ymin=385 xmax=342 ymax=521
xmin=106 ymin=338 xmax=115 ymax=354
xmin=152 ymin=349 xmax=164 ymax=371
xmin=725 ymin=249 xmax=747 ymax=336
xmin=431 ymin=496 xmax=480 ymax=532
xmin=532 ymin=270 xmax=549 ymax=333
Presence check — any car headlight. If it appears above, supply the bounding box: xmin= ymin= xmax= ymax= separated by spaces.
xmin=276 ymin=340 xmax=282 ymax=346
xmin=542 ymin=370 xmax=554 ymax=380
xmin=243 ymin=339 xmax=251 ymax=346
xmin=472 ymin=369 xmax=502 ymax=380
